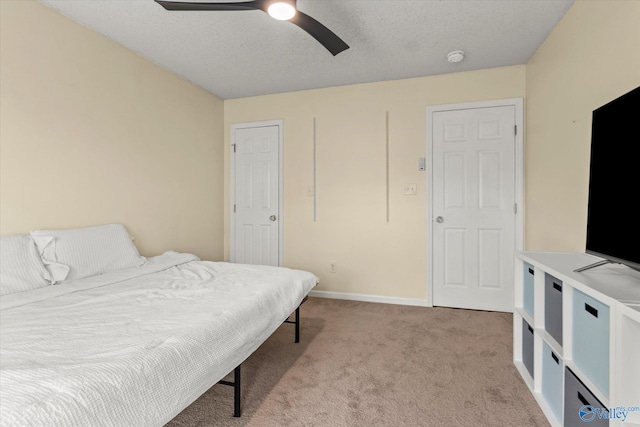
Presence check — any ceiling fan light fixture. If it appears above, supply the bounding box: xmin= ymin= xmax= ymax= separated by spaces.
xmin=155 ymin=0 xmax=348 ymax=56
xmin=267 ymin=1 xmax=296 ymax=20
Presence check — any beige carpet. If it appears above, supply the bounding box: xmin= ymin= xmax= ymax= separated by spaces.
xmin=166 ymin=297 xmax=549 ymax=427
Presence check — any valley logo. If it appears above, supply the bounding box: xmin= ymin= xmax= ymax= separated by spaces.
xmin=579 ymin=405 xmax=640 ymax=422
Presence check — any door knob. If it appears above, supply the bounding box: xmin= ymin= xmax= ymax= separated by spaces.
xmin=436 ymin=216 xmax=444 ymax=223
xmin=270 ymin=215 xmax=277 ymax=222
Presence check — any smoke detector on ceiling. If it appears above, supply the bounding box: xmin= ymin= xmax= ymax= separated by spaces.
xmin=447 ymin=50 xmax=465 ymax=63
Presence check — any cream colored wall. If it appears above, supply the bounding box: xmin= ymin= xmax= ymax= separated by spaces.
xmin=525 ymin=0 xmax=640 ymax=251
xmin=6 ymin=0 xmax=633 ymax=301
xmin=225 ymin=66 xmax=526 ymax=300
xmin=0 ymin=1 xmax=225 ymax=260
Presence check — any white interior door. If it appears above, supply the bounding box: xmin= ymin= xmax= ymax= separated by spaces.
xmin=232 ymin=123 xmax=281 ymax=266
xmin=430 ymin=104 xmax=519 ymax=312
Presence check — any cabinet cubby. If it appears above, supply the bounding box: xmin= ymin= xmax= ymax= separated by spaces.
xmin=513 ymin=252 xmax=640 ymax=427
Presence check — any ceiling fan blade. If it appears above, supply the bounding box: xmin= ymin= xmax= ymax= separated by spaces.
xmin=155 ymin=0 xmax=261 ymax=11
xmin=290 ymin=10 xmax=349 ymax=56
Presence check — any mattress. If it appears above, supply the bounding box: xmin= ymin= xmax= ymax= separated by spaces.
xmin=0 ymin=251 xmax=318 ymax=426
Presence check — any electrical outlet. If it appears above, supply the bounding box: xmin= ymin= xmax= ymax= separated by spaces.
xmin=404 ymin=183 xmax=417 ymax=195
xmin=329 ymin=261 xmax=337 ymax=273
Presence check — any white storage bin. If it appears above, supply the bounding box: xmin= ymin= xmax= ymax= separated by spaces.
xmin=523 ymin=262 xmax=535 ymax=318
xmin=572 ymin=288 xmax=610 ymax=398
xmin=542 ymin=341 xmax=563 ymax=423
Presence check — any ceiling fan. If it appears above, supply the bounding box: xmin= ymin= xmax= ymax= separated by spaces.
xmin=154 ymin=0 xmax=350 ymax=56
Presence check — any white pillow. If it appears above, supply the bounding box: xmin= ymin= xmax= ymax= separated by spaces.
xmin=31 ymin=224 xmax=145 ymax=283
xmin=0 ymin=234 xmax=52 ymax=296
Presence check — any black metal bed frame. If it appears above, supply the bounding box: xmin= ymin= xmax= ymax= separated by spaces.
xmin=217 ymin=296 xmax=308 ymax=417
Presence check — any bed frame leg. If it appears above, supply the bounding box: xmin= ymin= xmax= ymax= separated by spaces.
xmin=294 ymin=306 xmax=300 ymax=343
xmin=218 ymin=365 xmax=241 ymax=417
xmin=284 ymin=296 xmax=307 ymax=343
xmin=233 ymin=365 xmax=241 ymax=417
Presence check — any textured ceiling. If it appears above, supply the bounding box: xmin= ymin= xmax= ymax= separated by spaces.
xmin=38 ymin=0 xmax=574 ymax=100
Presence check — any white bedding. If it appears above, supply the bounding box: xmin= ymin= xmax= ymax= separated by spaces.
xmin=0 ymin=252 xmax=318 ymax=427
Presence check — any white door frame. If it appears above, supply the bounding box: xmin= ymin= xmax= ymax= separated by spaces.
xmin=425 ymin=98 xmax=524 ymax=307
xmin=230 ymin=119 xmax=284 ymax=266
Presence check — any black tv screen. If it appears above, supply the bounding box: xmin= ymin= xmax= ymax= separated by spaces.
xmin=585 ymin=85 xmax=640 ymax=271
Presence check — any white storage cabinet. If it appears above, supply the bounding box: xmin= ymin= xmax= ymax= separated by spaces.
xmin=513 ymin=251 xmax=640 ymax=427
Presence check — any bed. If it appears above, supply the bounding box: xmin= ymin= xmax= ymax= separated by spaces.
xmin=0 ymin=224 xmax=318 ymax=426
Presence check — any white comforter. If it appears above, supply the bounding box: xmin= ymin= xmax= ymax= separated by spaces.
xmin=0 ymin=252 xmax=318 ymax=427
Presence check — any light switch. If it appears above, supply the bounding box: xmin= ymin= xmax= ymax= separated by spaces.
xmin=404 ymin=183 xmax=417 ymax=195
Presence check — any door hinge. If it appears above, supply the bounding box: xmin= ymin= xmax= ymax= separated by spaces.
xmin=514 ymin=203 xmax=518 ymax=214
xmin=232 ymin=144 xmax=236 ymax=153
xmin=514 ymin=125 xmax=517 ymax=136
xmin=233 ymin=204 xmax=236 ymax=213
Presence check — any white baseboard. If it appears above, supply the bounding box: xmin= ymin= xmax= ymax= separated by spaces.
xmin=308 ymin=290 xmax=431 ymax=307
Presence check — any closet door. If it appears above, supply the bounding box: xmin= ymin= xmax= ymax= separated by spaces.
xmin=431 ymin=105 xmax=517 ymax=312
xmin=232 ymin=123 xmax=281 ymax=266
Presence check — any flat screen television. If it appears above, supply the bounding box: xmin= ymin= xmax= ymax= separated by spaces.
xmin=577 ymin=85 xmax=640 ymax=272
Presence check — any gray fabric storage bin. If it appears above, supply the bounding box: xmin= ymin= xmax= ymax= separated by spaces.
xmin=522 ymin=318 xmax=534 ymax=379
xmin=544 ymin=273 xmax=563 ymax=345
xmin=564 ymin=367 xmax=609 ymax=427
